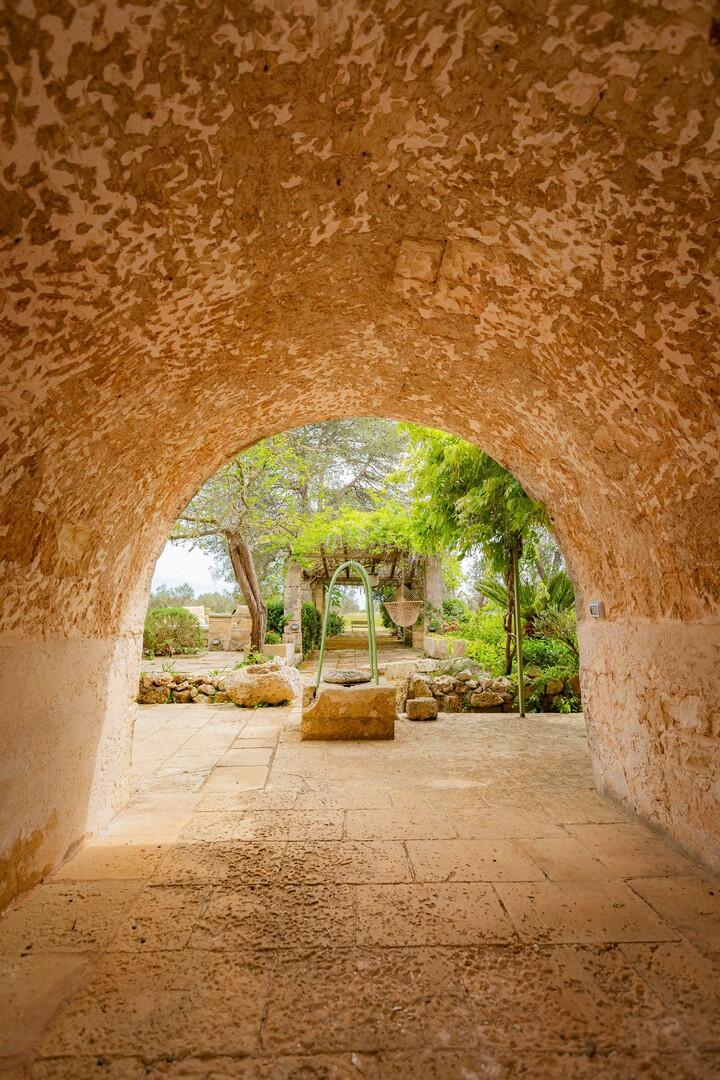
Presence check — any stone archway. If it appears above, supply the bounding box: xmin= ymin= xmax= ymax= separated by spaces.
xmin=1 ymin=1 xmax=718 ymax=907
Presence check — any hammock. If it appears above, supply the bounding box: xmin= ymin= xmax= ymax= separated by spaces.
xmin=383 ymin=585 xmax=423 ymax=628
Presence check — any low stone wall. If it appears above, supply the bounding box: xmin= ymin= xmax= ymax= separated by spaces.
xmin=422 ymin=634 xmax=469 ymax=660
xmin=138 ymin=672 xmax=229 ymax=704
xmin=404 ymin=669 xmax=513 ymax=714
xmin=264 ymin=642 xmax=297 ymax=664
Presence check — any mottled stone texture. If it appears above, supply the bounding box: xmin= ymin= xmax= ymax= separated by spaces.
xmin=0 ymin=1 xmax=718 ymax=903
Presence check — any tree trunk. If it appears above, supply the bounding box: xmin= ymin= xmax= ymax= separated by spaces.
xmin=227 ymin=532 xmax=267 ymax=652
xmin=503 ymin=558 xmax=516 ymax=676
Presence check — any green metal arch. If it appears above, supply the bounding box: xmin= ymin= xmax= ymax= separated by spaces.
xmin=314 ymin=560 xmax=379 ymax=692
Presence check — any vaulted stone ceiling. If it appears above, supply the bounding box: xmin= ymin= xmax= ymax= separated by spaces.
xmin=2 ymin=0 xmax=718 ymax=633
xmin=0 ymin=2 xmax=719 ymax=897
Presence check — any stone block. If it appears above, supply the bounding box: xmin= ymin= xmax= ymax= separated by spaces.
xmin=432 ymin=675 xmax=458 ymax=695
xmin=407 ymin=675 xmax=432 ymax=699
xmin=439 ymin=693 xmax=464 ymax=713
xmin=470 ymin=690 xmax=505 ymax=709
xmin=301 ymin=681 xmax=396 ymax=740
xmin=225 ymin=663 xmax=301 ymax=707
xmin=406 ymin=697 xmax=439 ymax=722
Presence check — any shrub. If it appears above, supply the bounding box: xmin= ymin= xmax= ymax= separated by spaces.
xmin=511 ymin=665 xmax=582 ymax=713
xmin=301 ymin=601 xmax=322 ymax=653
xmin=264 ymin=630 xmax=281 ymax=645
xmin=465 ymin=638 xmax=506 ymax=675
xmin=458 ymin=608 xmax=579 ymax=680
xmin=522 ymin=636 xmax=578 ymax=671
xmin=530 ymin=665 xmax=582 ymax=713
xmin=533 ymin=607 xmax=579 ymax=658
xmin=143 ymin=607 xmax=204 ymax=657
xmin=325 ymin=610 xmax=345 ymax=637
xmin=442 ymin=597 xmax=468 ymax=623
xmin=459 ymin=611 xmax=506 ymax=674
xmin=234 ymin=650 xmax=268 ymax=668
xmin=266 ymin=601 xmax=287 ymax=637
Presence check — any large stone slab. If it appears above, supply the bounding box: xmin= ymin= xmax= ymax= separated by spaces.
xmin=301 ymin=681 xmax=396 ymax=741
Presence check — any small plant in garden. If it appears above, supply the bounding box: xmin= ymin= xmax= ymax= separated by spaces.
xmin=264 ymin=630 xmax=282 ymax=645
xmin=234 ymin=650 xmax=268 ymax=668
xmin=160 ymin=660 xmax=177 ymax=674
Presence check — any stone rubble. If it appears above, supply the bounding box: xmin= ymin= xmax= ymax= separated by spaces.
xmin=138 ymin=659 xmax=301 ymax=708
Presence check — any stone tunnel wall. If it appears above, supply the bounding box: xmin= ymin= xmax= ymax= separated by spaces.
xmin=1 ymin=0 xmax=719 ymax=906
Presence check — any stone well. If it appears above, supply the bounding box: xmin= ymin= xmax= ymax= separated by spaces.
xmin=301 ymin=682 xmax=396 ymax=741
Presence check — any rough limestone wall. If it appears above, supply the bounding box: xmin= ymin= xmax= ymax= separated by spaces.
xmin=581 ymin=620 xmax=720 ymax=867
xmin=1 ymin=0 xmax=719 ymax=903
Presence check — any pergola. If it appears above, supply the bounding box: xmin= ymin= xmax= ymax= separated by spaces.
xmin=300 ymin=544 xmax=422 ymax=588
xmin=281 ymin=548 xmax=445 ymax=650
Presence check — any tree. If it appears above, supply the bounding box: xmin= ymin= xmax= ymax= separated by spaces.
xmin=147 ymin=582 xmax=195 ymax=610
xmin=171 ymin=420 xmax=408 ymax=650
xmin=148 ymin=583 xmax=239 ymax=612
xmin=406 ymin=426 xmax=549 ymax=674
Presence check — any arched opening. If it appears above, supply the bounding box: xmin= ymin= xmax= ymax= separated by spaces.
xmin=3 ymin=380 xmax=716 ymax=917
xmin=2 ymin=0 xmax=719 ymax=1066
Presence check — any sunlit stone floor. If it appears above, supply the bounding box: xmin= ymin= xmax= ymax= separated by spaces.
xmin=1 ymin=701 xmax=719 ymax=1078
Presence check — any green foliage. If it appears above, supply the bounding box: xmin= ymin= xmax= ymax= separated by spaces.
xmin=545 ymin=570 xmax=575 ymax=610
xmin=522 ymin=636 xmax=578 ymax=671
xmin=460 ymin=609 xmax=507 ymax=673
xmin=325 ymin=610 xmax=345 ymax=637
xmin=143 ymin=608 xmax=205 ymax=658
xmin=465 ymin=638 xmax=507 ymax=675
xmin=301 ymin=601 xmax=322 ymax=653
xmin=173 ymin=420 xmax=409 ymax=590
xmin=523 ymin=665 xmax=581 ymax=714
xmin=441 ymin=597 xmax=468 ymax=623
xmin=148 ymin=583 xmax=238 ymax=612
xmin=405 ymin=426 xmax=547 ymax=567
xmin=264 ymin=630 xmax=282 ymax=645
xmin=423 ymin=602 xmax=444 ymax=632
xmin=457 ymin=609 xmax=578 ymax=684
xmin=147 ymin=583 xmax=195 ymax=610
xmin=533 ymin=606 xmax=579 ymax=657
xmin=476 ymin=569 xmax=575 ymax=627
xmin=266 ymin=601 xmax=287 ymax=637
xmin=234 ymin=651 xmax=268 ymax=668
xmin=374 ymin=582 xmax=398 ymax=629
xmin=292 ymin=501 xmax=419 ymax=565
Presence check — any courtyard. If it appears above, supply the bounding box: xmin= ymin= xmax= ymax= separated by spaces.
xmin=1 ymin=698 xmax=718 ymax=1077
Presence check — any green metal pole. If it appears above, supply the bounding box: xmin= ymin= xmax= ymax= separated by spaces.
xmin=314 ymin=560 xmax=379 ymax=693
xmin=512 ymin=543 xmax=525 ymax=717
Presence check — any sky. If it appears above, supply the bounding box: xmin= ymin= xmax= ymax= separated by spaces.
xmin=151 ymin=540 xmax=226 ymax=594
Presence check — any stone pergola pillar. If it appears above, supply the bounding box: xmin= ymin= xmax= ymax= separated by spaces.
xmin=283 ymin=560 xmax=303 ymax=650
xmin=413 ymin=555 xmax=444 ymax=646
xmin=311 ymin=581 xmax=325 ymax=618
xmin=424 ymin=555 xmax=445 ymax=610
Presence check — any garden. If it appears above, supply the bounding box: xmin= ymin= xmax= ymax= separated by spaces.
xmin=143 ymin=419 xmax=583 ymax=714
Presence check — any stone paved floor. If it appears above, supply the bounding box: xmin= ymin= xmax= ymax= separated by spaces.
xmin=1 ymin=703 xmax=719 ymax=1078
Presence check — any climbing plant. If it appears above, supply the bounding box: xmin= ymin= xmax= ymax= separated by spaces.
xmin=405 ymin=425 xmax=549 ymax=674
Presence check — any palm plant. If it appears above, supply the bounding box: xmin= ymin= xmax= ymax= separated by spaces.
xmin=477 ymin=569 xmax=575 ymax=638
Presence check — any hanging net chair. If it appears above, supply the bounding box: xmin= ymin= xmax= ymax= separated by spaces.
xmin=383 ymin=584 xmax=423 ymax=628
